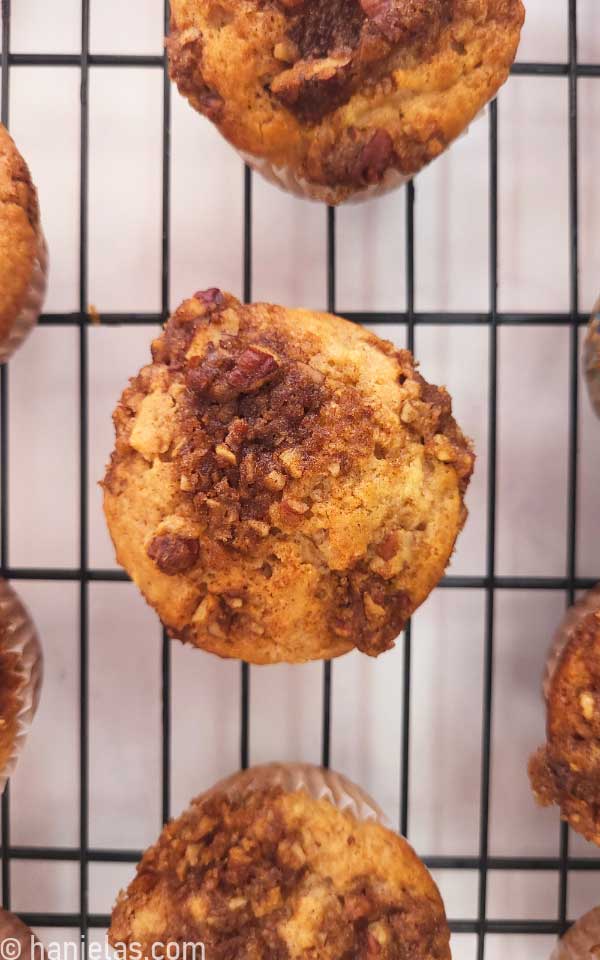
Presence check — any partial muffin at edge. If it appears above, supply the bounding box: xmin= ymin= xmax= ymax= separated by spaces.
xmin=103 ymin=289 xmax=474 ymax=664
xmin=529 ymin=591 xmax=600 ymax=846
xmin=0 ymin=124 xmax=46 ymax=360
xmin=168 ymin=0 xmax=524 ymax=203
xmin=0 ymin=579 xmax=42 ymax=785
xmin=109 ymin=772 xmax=451 ymax=959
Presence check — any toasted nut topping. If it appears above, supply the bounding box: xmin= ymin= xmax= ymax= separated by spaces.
xmin=376 ymin=531 xmax=399 ymax=561
xmin=227 ymin=345 xmax=280 ymax=394
xmin=192 ymin=594 xmax=219 ymax=626
xmin=580 ymin=691 xmax=595 ymax=720
xmin=224 ymin=596 xmax=244 ymax=610
xmin=282 ymin=497 xmax=309 ymax=515
xmin=431 ymin=434 xmax=457 ymax=463
xmin=228 ymin=896 xmax=247 ymax=911
xmin=194 ymin=287 xmax=224 ymax=307
xmin=215 ymin=443 xmax=237 ymax=466
xmin=403 ymin=378 xmax=421 ymax=398
xmin=400 ymin=399 xmax=419 ymax=424
xmin=264 ymin=469 xmax=287 ymax=491
xmin=351 ymin=129 xmax=394 ymax=185
xmin=247 ymin=520 xmax=270 ymax=538
xmin=278 ymin=447 xmax=304 ymax=478
xmin=147 ymin=534 xmax=199 ymax=575
xmin=363 ymin=592 xmax=387 ymax=622
xmin=274 ymin=39 xmax=299 ymax=62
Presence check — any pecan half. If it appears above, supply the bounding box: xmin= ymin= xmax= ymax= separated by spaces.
xmin=147 ymin=534 xmax=199 ymax=575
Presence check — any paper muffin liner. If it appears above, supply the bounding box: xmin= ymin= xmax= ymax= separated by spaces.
xmin=0 ymin=907 xmax=44 ymax=960
xmin=239 ymin=111 xmax=483 ymax=205
xmin=240 ymin=149 xmax=411 ymax=206
xmin=543 ymin=585 xmax=600 ymax=702
xmin=0 ymin=227 xmax=48 ymax=364
xmin=0 ymin=579 xmax=43 ymax=792
xmin=584 ymin=298 xmax=600 ymax=419
xmin=202 ymin=762 xmax=389 ymax=826
xmin=550 ymin=907 xmax=600 ymax=959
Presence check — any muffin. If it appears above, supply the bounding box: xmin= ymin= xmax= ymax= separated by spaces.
xmin=0 ymin=909 xmax=44 ymax=960
xmin=109 ymin=763 xmax=451 ymax=959
xmin=529 ymin=586 xmax=600 ymax=845
xmin=0 ymin=580 xmax=43 ymax=791
xmin=550 ymin=907 xmax=600 ymax=959
xmin=0 ymin=125 xmax=47 ymax=362
xmin=585 ymin=301 xmax=600 ymax=419
xmin=167 ymin=0 xmax=524 ymax=204
xmin=103 ymin=289 xmax=474 ymax=664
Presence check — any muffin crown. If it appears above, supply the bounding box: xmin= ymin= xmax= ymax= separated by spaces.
xmin=0 ymin=125 xmax=42 ymax=342
xmin=104 ymin=290 xmax=473 ymax=663
xmin=168 ymin=0 xmax=525 ymax=202
xmin=110 ymin=769 xmax=451 ymax=959
xmin=529 ymin=595 xmax=600 ymax=846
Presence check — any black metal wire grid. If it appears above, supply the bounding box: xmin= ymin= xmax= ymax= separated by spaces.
xmin=0 ymin=0 xmax=599 ymax=957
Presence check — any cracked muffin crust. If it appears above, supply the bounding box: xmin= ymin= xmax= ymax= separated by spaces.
xmin=168 ymin=0 xmax=524 ymax=203
xmin=0 ymin=125 xmax=47 ymax=362
xmin=103 ymin=290 xmax=474 ymax=664
xmin=0 ymin=580 xmax=43 ymax=790
xmin=529 ymin=588 xmax=600 ymax=846
xmin=109 ymin=765 xmax=451 ymax=960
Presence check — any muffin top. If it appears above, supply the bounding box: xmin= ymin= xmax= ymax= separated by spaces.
xmin=103 ymin=290 xmax=473 ymax=664
xmin=0 ymin=125 xmax=41 ymax=344
xmin=110 ymin=779 xmax=450 ymax=959
xmin=529 ymin=599 xmax=600 ymax=845
xmin=168 ymin=0 xmax=524 ymax=202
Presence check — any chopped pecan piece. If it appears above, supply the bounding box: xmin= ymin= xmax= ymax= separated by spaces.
xmin=227 ymin=346 xmax=280 ymax=394
xmin=194 ymin=287 xmax=224 ymax=307
xmin=351 ymin=128 xmax=394 ymax=184
xmin=147 ymin=534 xmax=199 ymax=575
xmin=359 ymin=0 xmax=447 ymax=45
xmin=286 ymin=0 xmax=365 ymax=59
xmin=271 ymin=54 xmax=353 ymax=122
xmin=197 ymin=87 xmax=224 ymax=121
xmin=376 ymin=531 xmax=399 ymax=561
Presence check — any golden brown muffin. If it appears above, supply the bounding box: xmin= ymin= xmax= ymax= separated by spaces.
xmin=109 ymin=765 xmax=451 ymax=960
xmin=168 ymin=0 xmax=524 ymax=204
xmin=585 ymin=301 xmax=600 ymax=419
xmin=0 ymin=580 xmax=43 ymax=789
xmin=529 ymin=588 xmax=600 ymax=846
xmin=0 ymin=125 xmax=47 ymax=362
xmin=102 ymin=289 xmax=474 ymax=665
xmin=0 ymin=580 xmax=42 ymax=792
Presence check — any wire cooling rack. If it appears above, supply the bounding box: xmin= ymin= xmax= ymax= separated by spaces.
xmin=1 ymin=1 xmax=599 ymax=958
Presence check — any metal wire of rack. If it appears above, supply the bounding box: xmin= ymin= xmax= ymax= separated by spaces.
xmin=0 ymin=1 xmax=599 ymax=957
